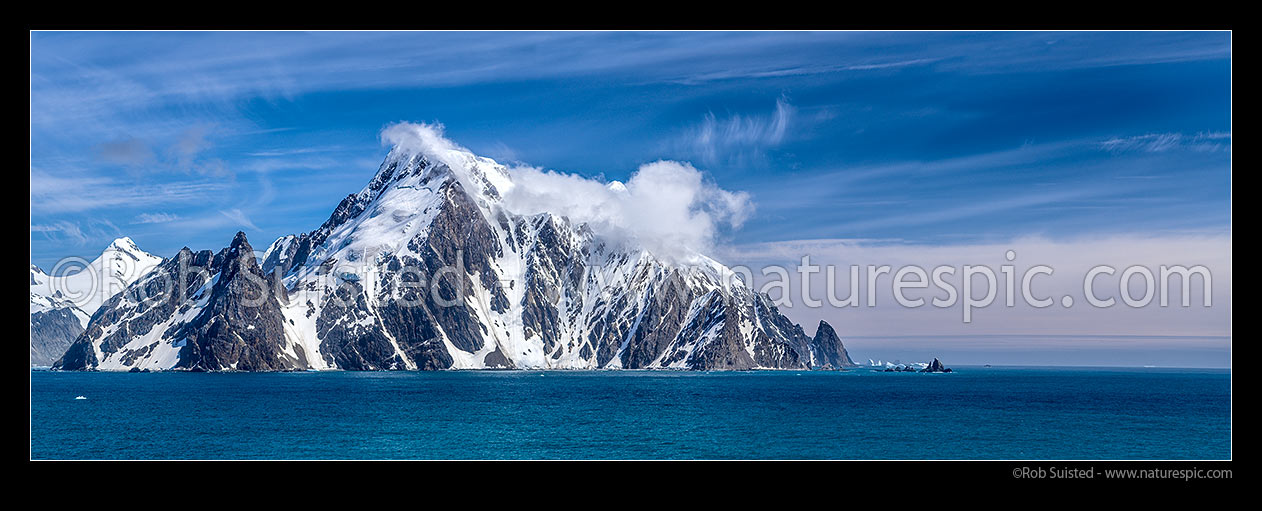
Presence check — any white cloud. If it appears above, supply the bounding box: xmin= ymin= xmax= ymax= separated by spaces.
xmin=1100 ymin=132 xmax=1231 ymax=153
xmin=132 ymin=212 xmax=181 ymax=224
xmin=480 ymin=141 xmax=520 ymax=163
xmin=842 ymin=58 xmax=941 ymax=71
xmin=381 ymin=122 xmax=753 ymax=262
xmin=687 ymin=96 xmax=795 ymax=164
xmin=218 ymin=208 xmax=260 ymax=231
xmin=30 ymin=219 xmax=121 ymax=246
xmin=30 ymin=221 xmax=88 ymax=244
xmin=380 ymin=122 xmax=467 ymax=168
xmin=505 ymin=161 xmax=753 ymax=261
xmin=669 ymin=58 xmax=941 ymax=84
xmin=30 ymin=169 xmax=227 ymax=214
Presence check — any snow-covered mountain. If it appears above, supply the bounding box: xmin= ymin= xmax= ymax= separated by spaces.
xmin=54 ymin=131 xmax=854 ymax=371
xmin=30 ymin=237 xmax=162 ymax=366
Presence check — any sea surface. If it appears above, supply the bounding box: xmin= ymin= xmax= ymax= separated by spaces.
xmin=30 ymin=367 xmax=1231 ymax=460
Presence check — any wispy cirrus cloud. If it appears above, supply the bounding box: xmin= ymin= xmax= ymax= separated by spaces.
xmin=30 ymin=32 xmax=1230 ymax=153
xmin=841 ymin=57 xmax=941 ymax=71
xmin=30 ymin=169 xmax=229 ymax=214
xmin=31 ymin=219 xmax=121 ymax=246
xmin=667 ymin=58 xmax=942 ymax=85
xmin=132 ymin=212 xmax=181 ymax=224
xmin=681 ymin=96 xmax=796 ymax=165
xmin=218 ymin=208 xmax=260 ymax=231
xmin=244 ymin=145 xmax=347 ymax=158
xmin=1100 ymin=132 xmax=1231 ymax=153
xmin=30 ymin=221 xmax=88 ymax=245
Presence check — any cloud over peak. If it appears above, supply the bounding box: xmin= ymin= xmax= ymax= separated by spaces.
xmin=505 ymin=160 xmax=753 ymax=261
xmin=380 ymin=121 xmax=753 ymax=261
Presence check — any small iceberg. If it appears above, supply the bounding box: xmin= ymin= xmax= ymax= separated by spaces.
xmin=74 ymin=396 xmax=87 ymax=400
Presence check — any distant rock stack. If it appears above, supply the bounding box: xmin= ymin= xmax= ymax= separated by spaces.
xmin=808 ymin=320 xmax=854 ymax=369
xmin=920 ymin=358 xmax=952 ymax=373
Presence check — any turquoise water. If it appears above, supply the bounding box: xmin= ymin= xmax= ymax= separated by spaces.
xmin=30 ymin=367 xmax=1230 ymax=460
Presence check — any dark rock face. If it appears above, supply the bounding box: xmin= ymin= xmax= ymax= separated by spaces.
xmin=520 ymin=214 xmax=586 ymax=357
xmin=584 ymin=265 xmax=643 ymax=368
xmin=809 ymin=320 xmax=854 ymax=369
xmin=364 ymin=178 xmax=512 ymax=370
xmin=56 ymin=233 xmax=299 ymax=372
xmin=684 ymin=292 xmax=757 ymax=370
xmin=54 ymin=247 xmax=218 ymax=371
xmin=30 ymin=308 xmax=84 ymax=366
xmin=172 ymin=232 xmax=299 ymax=371
xmin=920 ymin=358 xmax=951 ymax=373
xmin=408 ymin=179 xmax=507 ymax=355
xmin=747 ymin=295 xmax=809 ymax=369
xmin=619 ymin=271 xmax=695 ymax=368
xmin=260 ymin=233 xmax=310 ymax=281
xmin=318 ymin=273 xmax=430 ymax=371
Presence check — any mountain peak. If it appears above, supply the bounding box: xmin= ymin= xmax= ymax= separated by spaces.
xmin=52 ymin=124 xmax=848 ymax=373
xmin=225 ymin=231 xmax=255 ymax=260
xmin=31 ymin=235 xmax=164 ymax=347
xmin=107 ymin=236 xmax=140 ymax=252
xmin=809 ymin=320 xmax=853 ymax=369
xmin=379 ymin=122 xmax=513 ymax=206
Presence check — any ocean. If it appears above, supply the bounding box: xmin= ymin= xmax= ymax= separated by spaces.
xmin=30 ymin=367 xmax=1231 ymax=460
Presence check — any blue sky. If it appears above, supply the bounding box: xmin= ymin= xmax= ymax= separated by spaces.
xmin=30 ymin=32 xmax=1232 ymax=365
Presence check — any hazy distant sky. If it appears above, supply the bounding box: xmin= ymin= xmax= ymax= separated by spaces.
xmin=29 ymin=31 xmax=1231 ymax=366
